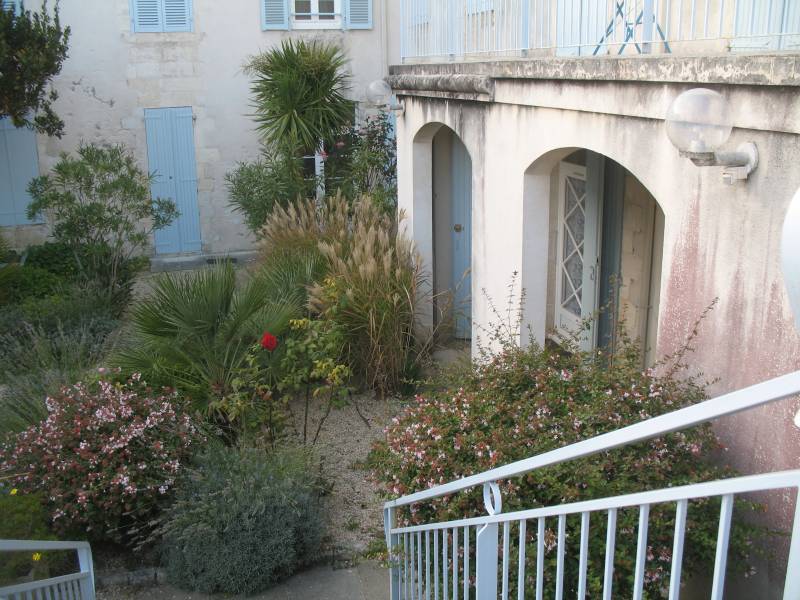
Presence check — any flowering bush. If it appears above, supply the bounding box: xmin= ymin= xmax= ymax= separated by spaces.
xmin=0 ymin=373 xmax=201 ymax=544
xmin=369 ymin=326 xmax=763 ymax=598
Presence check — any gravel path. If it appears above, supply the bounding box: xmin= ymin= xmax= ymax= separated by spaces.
xmin=287 ymin=392 xmax=402 ymax=555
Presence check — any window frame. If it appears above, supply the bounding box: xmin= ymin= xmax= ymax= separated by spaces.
xmin=291 ymin=0 xmax=342 ymax=30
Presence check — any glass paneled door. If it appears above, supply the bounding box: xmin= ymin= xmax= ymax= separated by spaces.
xmin=555 ymin=160 xmax=602 ymax=349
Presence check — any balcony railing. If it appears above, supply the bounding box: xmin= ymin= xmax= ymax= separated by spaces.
xmin=400 ymin=0 xmax=800 ymax=61
xmin=382 ymin=370 xmax=800 ymax=599
xmin=0 ymin=540 xmax=95 ymax=600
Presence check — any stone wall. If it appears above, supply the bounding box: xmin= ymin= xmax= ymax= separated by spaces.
xmin=12 ymin=0 xmax=401 ymax=254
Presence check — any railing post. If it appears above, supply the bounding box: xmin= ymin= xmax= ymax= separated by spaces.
xmin=476 ymin=483 xmax=502 ymax=599
xmin=642 ymin=0 xmax=655 ymax=53
xmin=521 ymin=0 xmax=531 ymax=54
xmin=784 ymin=486 xmax=800 ymax=599
xmin=385 ymin=506 xmax=401 ymax=600
xmin=77 ymin=545 xmax=95 ymax=599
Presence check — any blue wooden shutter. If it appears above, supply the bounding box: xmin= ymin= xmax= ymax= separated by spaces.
xmin=132 ymin=0 xmax=164 ymax=32
xmin=145 ymin=108 xmax=202 ymax=255
xmin=262 ymin=0 xmax=289 ymax=30
xmin=1 ymin=0 xmax=20 ymax=15
xmin=0 ymin=118 xmax=40 ymax=226
xmin=163 ymin=0 xmax=193 ymax=31
xmin=346 ymin=0 xmax=372 ymax=29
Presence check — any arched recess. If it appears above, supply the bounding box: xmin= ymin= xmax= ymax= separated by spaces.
xmin=410 ymin=122 xmax=474 ymax=342
xmin=523 ymin=147 xmax=666 ymax=364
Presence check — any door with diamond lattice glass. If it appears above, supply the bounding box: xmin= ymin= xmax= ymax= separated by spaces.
xmin=555 ymin=161 xmax=601 ymax=346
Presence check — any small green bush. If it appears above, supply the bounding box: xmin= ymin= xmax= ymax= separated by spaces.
xmin=226 ymin=152 xmax=316 ymax=234
xmin=159 ymin=446 xmax=324 ymax=595
xmin=0 ymin=264 xmax=63 ymax=305
xmin=23 ymin=241 xmax=83 ymax=280
xmin=369 ymin=318 xmax=764 ymax=598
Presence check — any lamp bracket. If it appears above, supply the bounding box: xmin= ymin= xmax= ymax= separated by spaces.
xmin=680 ymin=142 xmax=758 ymax=184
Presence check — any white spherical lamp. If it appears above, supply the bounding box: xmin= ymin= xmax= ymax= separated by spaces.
xmin=366 ymin=79 xmax=393 ymax=107
xmin=665 ymin=88 xmax=733 ymax=155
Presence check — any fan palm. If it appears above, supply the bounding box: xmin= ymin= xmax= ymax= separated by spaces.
xmin=114 ymin=262 xmax=304 ymax=410
xmin=245 ymin=40 xmax=354 ymax=155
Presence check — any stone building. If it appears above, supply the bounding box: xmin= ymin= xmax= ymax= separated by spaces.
xmin=0 ymin=0 xmax=400 ymax=255
xmin=390 ymin=1 xmax=800 ymax=595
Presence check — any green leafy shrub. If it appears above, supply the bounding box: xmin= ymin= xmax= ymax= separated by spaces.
xmin=158 ymin=445 xmax=324 ymax=595
xmin=226 ymin=151 xmax=316 ymax=234
xmin=114 ymin=263 xmax=302 ymax=418
xmin=13 ymin=283 xmax=117 ymax=333
xmin=0 ymin=319 xmax=119 ymax=435
xmin=325 ymin=112 xmax=398 ymax=212
xmin=369 ymin=323 xmax=763 ymax=598
xmin=26 ymin=143 xmax=176 ymax=308
xmin=24 ymin=241 xmax=84 ymax=280
xmin=0 ymin=0 xmax=70 ymax=137
xmin=0 ymin=264 xmax=63 ymax=305
xmin=0 ymin=374 xmax=202 ymax=544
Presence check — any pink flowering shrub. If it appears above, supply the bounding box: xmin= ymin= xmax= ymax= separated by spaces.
xmin=369 ymin=326 xmax=764 ymax=598
xmin=0 ymin=373 xmax=201 ymax=544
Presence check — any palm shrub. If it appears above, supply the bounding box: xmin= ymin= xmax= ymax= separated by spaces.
xmin=368 ymin=317 xmax=765 ymax=598
xmin=114 ymin=263 xmax=302 ymax=421
xmin=158 ymin=445 xmax=324 ymax=595
xmin=245 ymin=39 xmax=354 ymax=156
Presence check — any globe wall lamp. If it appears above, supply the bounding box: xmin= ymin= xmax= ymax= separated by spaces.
xmin=665 ymin=88 xmax=758 ymax=185
xmin=366 ymin=79 xmax=405 ymax=115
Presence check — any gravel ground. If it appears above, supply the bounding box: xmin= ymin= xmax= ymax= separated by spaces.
xmin=286 ymin=392 xmax=403 ymax=555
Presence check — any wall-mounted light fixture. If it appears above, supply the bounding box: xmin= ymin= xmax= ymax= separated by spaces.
xmin=366 ymin=79 xmax=404 ymax=115
xmin=665 ymin=88 xmax=758 ymax=185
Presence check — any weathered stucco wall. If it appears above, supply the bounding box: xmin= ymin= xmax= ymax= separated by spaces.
xmin=15 ymin=0 xmax=400 ymax=254
xmin=393 ymin=55 xmax=800 ymax=596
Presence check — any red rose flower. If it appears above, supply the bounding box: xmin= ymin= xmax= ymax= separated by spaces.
xmin=260 ymin=332 xmax=278 ymax=352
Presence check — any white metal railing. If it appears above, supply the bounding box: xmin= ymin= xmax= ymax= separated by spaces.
xmin=0 ymin=540 xmax=95 ymax=600
xmin=382 ymin=370 xmax=800 ymax=599
xmin=400 ymin=0 xmax=800 ymax=61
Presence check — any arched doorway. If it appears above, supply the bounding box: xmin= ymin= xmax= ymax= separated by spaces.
xmin=524 ymin=148 xmax=665 ymax=363
xmin=432 ymin=126 xmax=473 ymax=340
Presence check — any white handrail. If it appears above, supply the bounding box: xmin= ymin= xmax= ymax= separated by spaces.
xmin=385 ymin=369 xmax=800 ymax=508
xmin=390 ymin=469 xmax=800 ymax=533
xmin=0 ymin=539 xmax=95 ymax=600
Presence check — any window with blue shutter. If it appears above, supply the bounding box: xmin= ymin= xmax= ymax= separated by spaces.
xmin=131 ymin=0 xmax=192 ymax=33
xmin=1 ymin=0 xmax=20 ymax=15
xmin=346 ymin=0 xmax=372 ymax=29
xmin=263 ymin=0 xmax=372 ymax=30
xmin=262 ymin=0 xmax=289 ymax=29
xmin=0 ymin=118 xmax=41 ymax=227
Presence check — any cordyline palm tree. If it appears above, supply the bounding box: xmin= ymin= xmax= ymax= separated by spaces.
xmin=245 ymin=39 xmax=354 ymax=156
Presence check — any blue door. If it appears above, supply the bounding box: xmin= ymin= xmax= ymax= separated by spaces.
xmin=145 ymin=107 xmax=202 ymax=254
xmin=451 ymin=136 xmax=472 ymax=339
xmin=0 ymin=117 xmax=40 ymax=226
